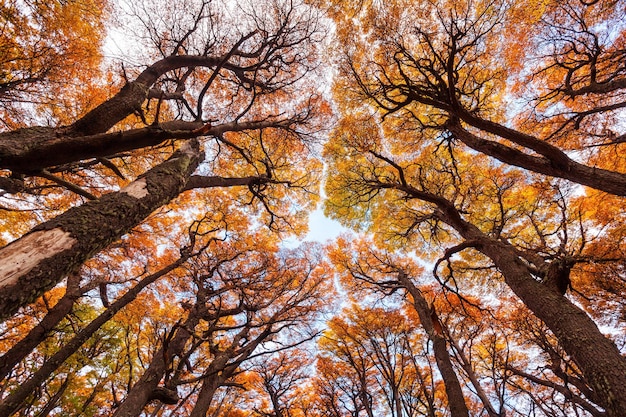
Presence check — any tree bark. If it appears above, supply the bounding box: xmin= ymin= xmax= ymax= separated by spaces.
xmin=68 ymin=55 xmax=222 ymax=137
xmin=188 ymin=366 xmax=228 ymax=417
xmin=446 ymin=119 xmax=626 ymax=196
xmin=424 ymin=192 xmax=626 ymax=417
xmin=112 ymin=311 xmax=200 ymax=417
xmin=397 ymin=273 xmax=470 ymax=417
xmin=189 ymin=326 xmax=272 ymax=417
xmin=0 ymin=118 xmax=291 ymax=174
xmin=0 ymin=139 xmax=202 ymax=321
xmin=445 ymin=329 xmax=502 ymax=417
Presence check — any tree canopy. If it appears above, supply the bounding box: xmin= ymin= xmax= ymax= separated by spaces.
xmin=0 ymin=0 xmax=624 ymax=416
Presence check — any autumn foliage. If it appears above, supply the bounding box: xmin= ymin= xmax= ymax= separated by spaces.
xmin=0 ymin=0 xmax=624 ymax=416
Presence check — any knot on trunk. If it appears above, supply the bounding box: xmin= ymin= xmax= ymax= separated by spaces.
xmin=542 ymin=258 xmax=572 ymax=295
xmin=0 ymin=176 xmax=25 ymax=194
xmin=148 ymin=386 xmax=179 ymax=405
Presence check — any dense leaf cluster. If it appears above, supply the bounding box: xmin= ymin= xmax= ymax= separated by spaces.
xmin=0 ymin=0 xmax=624 ymax=416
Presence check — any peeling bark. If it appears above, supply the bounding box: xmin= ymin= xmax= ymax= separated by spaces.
xmin=0 ymin=229 xmax=76 ymax=289
xmin=0 ymin=139 xmax=202 ymax=321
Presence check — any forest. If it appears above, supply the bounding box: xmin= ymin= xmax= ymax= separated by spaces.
xmin=0 ymin=0 xmax=624 ymax=416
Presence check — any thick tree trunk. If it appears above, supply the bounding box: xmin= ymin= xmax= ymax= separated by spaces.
xmin=397 ymin=274 xmax=470 ymax=417
xmin=0 ymin=118 xmax=287 ymax=174
xmin=446 ymin=119 xmax=626 ymax=196
xmin=433 ymin=204 xmax=626 ymax=417
xmin=480 ymin=244 xmax=626 ymax=417
xmin=384 ymin=182 xmax=626 ymax=416
xmin=0 ymin=257 xmax=187 ymax=417
xmin=0 ymin=140 xmax=202 ymax=321
xmin=0 ymin=121 xmax=201 ymax=173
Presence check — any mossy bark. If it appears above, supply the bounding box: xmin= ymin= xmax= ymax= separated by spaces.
xmin=0 ymin=140 xmax=202 ymax=321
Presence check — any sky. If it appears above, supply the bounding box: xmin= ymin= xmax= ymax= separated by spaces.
xmin=304 ymin=207 xmax=346 ymax=242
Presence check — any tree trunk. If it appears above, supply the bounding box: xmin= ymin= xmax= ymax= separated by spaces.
xmin=112 ymin=315 xmax=199 ymax=417
xmin=445 ymin=329 xmax=502 ymax=417
xmin=0 ymin=118 xmax=286 ymax=174
xmin=446 ymin=119 xmax=626 ymax=196
xmin=384 ymin=182 xmax=626 ymax=416
xmin=68 ymin=55 xmax=221 ymax=136
xmin=433 ymin=204 xmax=626 ymax=417
xmin=189 ymin=327 xmax=272 ymax=417
xmin=0 ymin=140 xmax=202 ymax=321
xmin=397 ymin=273 xmax=470 ymax=417
xmin=188 ymin=371 xmax=228 ymax=417
xmin=0 ymin=52 xmax=289 ymax=174
xmin=0 ymin=121 xmax=201 ymax=173
xmin=0 ymin=258 xmax=187 ymax=417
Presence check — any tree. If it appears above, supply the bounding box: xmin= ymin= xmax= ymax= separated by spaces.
xmin=0 ymin=0 xmax=328 ymax=414
xmin=111 ymin=239 xmax=332 ymax=417
xmin=329 ymin=236 xmax=505 ymax=417
xmin=325 ymin=137 xmax=626 ymax=415
xmin=504 ymin=307 xmax=606 ymax=417
xmin=0 ymin=218 xmax=214 ymax=417
xmin=318 ymin=0 xmax=626 ymax=195
xmin=247 ymin=351 xmax=313 ymax=417
xmin=2 ymin=0 xmax=625 ymax=415
xmin=317 ymin=304 xmax=443 ymax=417
xmin=0 ymin=0 xmax=326 ymax=319
xmin=322 ymin=0 xmax=626 ymax=415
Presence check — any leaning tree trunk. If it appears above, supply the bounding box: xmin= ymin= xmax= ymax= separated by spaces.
xmin=112 ymin=309 xmax=200 ymax=417
xmin=444 ymin=329 xmax=502 ymax=417
xmin=189 ymin=327 xmax=272 ymax=417
xmin=397 ymin=273 xmax=470 ymax=417
xmin=433 ymin=202 xmax=626 ymax=417
xmin=446 ymin=119 xmax=626 ymax=197
xmin=0 ymin=140 xmax=202 ymax=321
xmin=188 ymin=363 xmax=230 ymax=417
xmin=0 ymin=54 xmax=274 ymax=174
